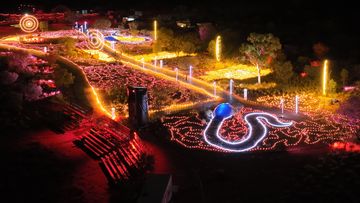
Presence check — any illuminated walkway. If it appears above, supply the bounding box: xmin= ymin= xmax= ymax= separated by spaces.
xmin=103 ymin=45 xmax=292 ymax=117
xmin=104 ymin=46 xmax=256 ymax=106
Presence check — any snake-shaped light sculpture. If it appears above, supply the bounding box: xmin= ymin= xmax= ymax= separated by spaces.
xmin=204 ymin=103 xmax=293 ymax=152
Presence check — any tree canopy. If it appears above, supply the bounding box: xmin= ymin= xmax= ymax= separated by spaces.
xmin=240 ymin=33 xmax=281 ymax=68
xmin=240 ymin=33 xmax=282 ymax=83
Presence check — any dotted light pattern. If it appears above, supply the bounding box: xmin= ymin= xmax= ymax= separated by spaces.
xmin=256 ymin=93 xmax=337 ymax=116
xmin=82 ymin=64 xmax=210 ymax=113
xmin=162 ymin=105 xmax=358 ymax=152
xmin=84 ymin=30 xmax=105 ymax=50
xmin=19 ymin=14 xmax=39 ymax=33
xmin=204 ymin=107 xmax=293 ymax=152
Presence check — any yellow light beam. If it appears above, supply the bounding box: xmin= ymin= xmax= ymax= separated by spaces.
xmin=322 ymin=60 xmax=328 ymax=96
xmin=215 ymin=35 xmax=221 ymax=62
xmin=154 ymin=20 xmax=157 ymax=41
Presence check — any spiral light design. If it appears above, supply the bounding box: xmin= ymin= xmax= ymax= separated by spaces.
xmin=85 ymin=30 xmax=105 ymax=50
xmin=19 ymin=14 xmax=39 ymax=33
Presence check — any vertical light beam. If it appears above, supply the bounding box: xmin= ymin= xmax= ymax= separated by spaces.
xmin=154 ymin=20 xmax=157 ymax=41
xmin=215 ymin=35 xmax=221 ymax=62
xmin=322 ymin=60 xmax=328 ymax=96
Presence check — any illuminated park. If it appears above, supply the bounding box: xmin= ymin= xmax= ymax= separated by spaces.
xmin=0 ymin=2 xmax=359 ymax=203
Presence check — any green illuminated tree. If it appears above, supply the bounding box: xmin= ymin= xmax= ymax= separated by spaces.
xmin=240 ymin=33 xmax=281 ymax=84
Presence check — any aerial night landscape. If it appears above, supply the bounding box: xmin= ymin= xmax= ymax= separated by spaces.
xmin=0 ymin=0 xmax=359 ymax=202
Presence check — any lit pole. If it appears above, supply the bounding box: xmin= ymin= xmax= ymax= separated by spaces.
xmin=111 ymin=107 xmax=116 ymax=120
xmin=244 ymin=89 xmax=248 ymax=100
xmin=154 ymin=20 xmax=157 ymax=41
xmin=215 ymin=35 xmax=221 ymax=62
xmin=189 ymin=65 xmax=193 ymax=81
xmin=175 ymin=67 xmax=178 ymax=81
xmin=322 ymin=60 xmax=328 ymax=96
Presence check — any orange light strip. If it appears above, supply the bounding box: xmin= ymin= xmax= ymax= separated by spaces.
xmin=90 ymin=86 xmax=114 ymax=119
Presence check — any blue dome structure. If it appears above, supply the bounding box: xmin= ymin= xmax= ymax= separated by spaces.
xmin=213 ymin=103 xmax=233 ymax=119
xmin=104 ymin=36 xmax=118 ymax=42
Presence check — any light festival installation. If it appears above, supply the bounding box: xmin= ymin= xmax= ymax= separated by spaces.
xmin=244 ymin=89 xmax=248 ymax=100
xmin=160 ymin=60 xmax=163 ymax=68
xmin=203 ymin=103 xmax=292 ymax=152
xmin=113 ymin=35 xmax=152 ymax=44
xmin=175 ymin=67 xmax=179 ymax=81
xmin=84 ymin=30 xmax=105 ymax=50
xmin=229 ymin=79 xmax=234 ymax=96
xmin=154 ymin=56 xmax=157 ymax=66
xmin=19 ymin=14 xmax=39 ymax=33
xmin=110 ymin=41 xmax=115 ymax=50
xmin=154 ymin=20 xmax=157 ymax=41
xmin=111 ymin=107 xmax=116 ymax=120
xmin=215 ymin=35 xmax=221 ymax=62
xmin=323 ymin=60 xmax=328 ymax=96
xmin=189 ymin=65 xmax=193 ymax=80
xmin=162 ymin=107 xmax=357 ymax=152
xmin=280 ymin=98 xmax=284 ymax=114
xmin=162 ymin=93 xmax=359 ymax=152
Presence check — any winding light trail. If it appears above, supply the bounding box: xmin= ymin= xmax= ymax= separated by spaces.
xmin=204 ymin=103 xmax=293 ymax=152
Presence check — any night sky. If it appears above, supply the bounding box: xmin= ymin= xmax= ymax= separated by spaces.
xmin=2 ymin=0 xmax=358 ymax=65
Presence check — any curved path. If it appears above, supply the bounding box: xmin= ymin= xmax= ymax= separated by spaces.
xmin=204 ymin=104 xmax=293 ymax=152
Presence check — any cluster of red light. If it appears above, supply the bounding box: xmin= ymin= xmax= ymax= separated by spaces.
xmin=162 ymin=105 xmax=359 ymax=152
xmin=82 ymin=64 xmax=209 ymax=110
xmin=331 ymin=142 xmax=360 ymax=152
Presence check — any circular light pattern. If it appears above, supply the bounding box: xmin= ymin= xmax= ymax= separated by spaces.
xmin=85 ymin=30 xmax=104 ymax=50
xmin=19 ymin=14 xmax=39 ymax=33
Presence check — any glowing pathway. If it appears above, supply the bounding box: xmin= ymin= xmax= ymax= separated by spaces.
xmin=204 ymin=103 xmax=293 ymax=152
